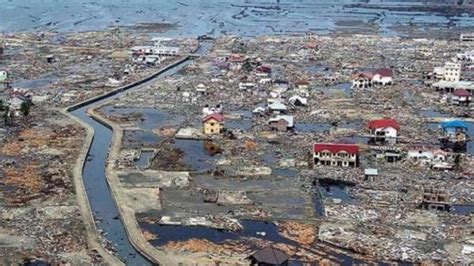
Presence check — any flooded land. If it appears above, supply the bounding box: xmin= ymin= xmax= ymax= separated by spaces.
xmin=1 ymin=0 xmax=474 ymax=38
xmin=0 ymin=1 xmax=473 ymax=265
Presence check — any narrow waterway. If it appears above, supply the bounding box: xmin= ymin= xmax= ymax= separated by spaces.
xmin=70 ymin=59 xmax=193 ymax=264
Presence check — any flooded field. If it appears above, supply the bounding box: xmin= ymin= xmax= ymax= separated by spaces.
xmin=139 ymin=219 xmax=294 ymax=246
xmin=1 ymin=0 xmax=473 ymax=37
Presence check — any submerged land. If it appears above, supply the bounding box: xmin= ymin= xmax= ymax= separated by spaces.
xmin=0 ymin=1 xmax=473 ymax=265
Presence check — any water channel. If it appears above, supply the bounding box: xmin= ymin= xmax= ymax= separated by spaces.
xmin=70 ymin=59 xmax=194 ymax=264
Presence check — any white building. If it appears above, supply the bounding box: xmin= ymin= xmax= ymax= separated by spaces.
xmin=267 ymin=100 xmax=287 ymax=114
xmin=372 ymin=68 xmax=394 ymax=86
xmin=313 ymin=143 xmax=359 ymax=168
xmin=456 ymin=50 xmax=474 ymax=62
xmin=460 ymin=33 xmax=474 ymax=42
xmin=443 ymin=62 xmax=461 ymax=82
xmin=368 ymin=118 xmax=400 ymax=144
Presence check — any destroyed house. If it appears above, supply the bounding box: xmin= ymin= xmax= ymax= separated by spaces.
xmin=268 ymin=115 xmax=294 ymax=132
xmin=407 ymin=145 xmax=448 ymax=164
xmin=313 ymin=143 xmax=359 ymax=167
xmin=256 ymin=65 xmax=272 ymax=75
xmin=288 ymin=95 xmax=307 ymax=106
xmin=8 ymin=91 xmax=31 ymax=109
xmin=422 ymin=188 xmax=449 ymax=212
xmin=268 ymin=100 xmax=287 ymax=114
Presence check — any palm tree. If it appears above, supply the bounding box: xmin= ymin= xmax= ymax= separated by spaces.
xmin=454 ymin=153 xmax=462 ymax=170
xmin=3 ymin=105 xmax=10 ymax=124
xmin=20 ymin=101 xmax=32 ymax=117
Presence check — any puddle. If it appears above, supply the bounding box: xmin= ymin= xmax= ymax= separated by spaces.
xmin=449 ymin=204 xmax=474 ymax=215
xmin=337 ymin=135 xmax=368 ymax=145
xmin=101 ymin=106 xmax=184 ymax=130
xmin=174 ymin=139 xmax=221 ymax=171
xmin=262 ymin=152 xmax=278 ymax=166
xmin=421 ymin=107 xmax=450 ymax=118
xmin=318 ymin=82 xmax=352 ymax=98
xmin=226 ymin=110 xmax=253 ymax=131
xmin=272 ymin=168 xmax=299 ymax=177
xmin=139 ymin=219 xmax=294 ymax=246
xmin=13 ymin=74 xmax=58 ymax=89
xmin=295 ymin=122 xmax=331 ymax=133
xmin=303 ymin=64 xmax=330 ymax=74
xmin=123 ymin=130 xmax=163 ymax=147
xmin=320 ymin=185 xmax=353 ymax=203
xmin=133 ymin=150 xmax=154 ymax=168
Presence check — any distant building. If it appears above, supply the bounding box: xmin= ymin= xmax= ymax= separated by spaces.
xmin=456 ymin=50 xmax=474 ymax=61
xmin=313 ymin=143 xmax=359 ymax=167
xmin=372 ymin=68 xmax=394 ymax=86
xmin=441 ymin=120 xmax=469 ymax=138
xmin=267 ymin=100 xmax=287 ymax=114
xmin=352 ymin=72 xmax=373 ymax=89
xmin=364 ymin=168 xmax=378 ymax=182
xmin=7 ymin=90 xmax=32 ymax=116
xmin=268 ymin=115 xmax=294 ymax=132
xmin=443 ymin=62 xmax=461 ymax=82
xmin=460 ymin=33 xmax=474 ymax=42
xmin=452 ymin=88 xmax=471 ymax=106
xmin=432 ymin=80 xmax=474 ymax=95
xmin=288 ymin=95 xmax=307 ymax=106
xmin=368 ymin=118 xmax=400 ymax=144
xmin=407 ymin=145 xmax=449 ymax=167
xmin=0 ymin=70 xmax=11 ymax=90
xmin=202 ymin=113 xmax=224 ymax=135
xmin=421 ymin=187 xmax=449 ymax=212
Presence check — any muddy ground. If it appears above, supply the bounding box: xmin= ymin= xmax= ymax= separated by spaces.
xmin=98 ymin=35 xmax=473 ymax=263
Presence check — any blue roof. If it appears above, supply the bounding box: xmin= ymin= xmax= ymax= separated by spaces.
xmin=441 ymin=120 xmax=468 ymax=130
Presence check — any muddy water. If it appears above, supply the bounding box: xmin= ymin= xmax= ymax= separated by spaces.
xmin=134 ymin=150 xmax=154 ymax=168
xmin=1 ymin=0 xmax=473 ymax=37
xmin=140 ymin=219 xmax=294 ymax=246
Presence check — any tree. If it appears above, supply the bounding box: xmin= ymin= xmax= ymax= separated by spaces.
xmin=242 ymin=60 xmax=253 ymax=72
xmin=3 ymin=105 xmax=9 ymax=124
xmin=20 ymin=101 xmax=32 ymax=117
xmin=454 ymin=153 xmax=463 ymax=170
xmin=0 ymin=100 xmax=4 ymax=112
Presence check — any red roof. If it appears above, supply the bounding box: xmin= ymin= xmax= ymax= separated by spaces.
xmin=352 ymin=71 xmax=374 ymax=80
xmin=375 ymin=68 xmax=393 ymax=78
xmin=368 ymin=118 xmax=400 ymax=130
xmin=256 ymin=65 xmax=271 ymax=73
xmin=305 ymin=42 xmax=318 ymax=49
xmin=313 ymin=143 xmax=359 ymax=154
xmin=203 ymin=113 xmax=224 ymax=123
xmin=453 ymin=88 xmax=470 ymax=97
xmin=228 ymin=54 xmax=245 ymax=63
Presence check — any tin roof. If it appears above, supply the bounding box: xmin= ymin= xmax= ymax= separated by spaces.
xmin=250 ymin=247 xmax=289 ymax=265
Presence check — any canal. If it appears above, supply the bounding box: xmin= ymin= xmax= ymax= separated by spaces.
xmin=70 ymin=59 xmax=194 ymax=264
